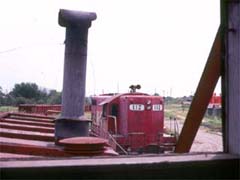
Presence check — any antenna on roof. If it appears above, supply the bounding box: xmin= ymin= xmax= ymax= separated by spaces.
xmin=129 ymin=84 xmax=141 ymax=93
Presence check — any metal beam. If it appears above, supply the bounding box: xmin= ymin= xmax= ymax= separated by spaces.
xmin=175 ymin=28 xmax=221 ymax=153
xmin=223 ymin=0 xmax=240 ymax=155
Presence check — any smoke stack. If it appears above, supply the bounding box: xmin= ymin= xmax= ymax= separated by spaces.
xmin=55 ymin=9 xmax=97 ymax=142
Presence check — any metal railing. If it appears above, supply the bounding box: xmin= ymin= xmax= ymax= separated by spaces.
xmin=90 ymin=123 xmax=128 ymax=155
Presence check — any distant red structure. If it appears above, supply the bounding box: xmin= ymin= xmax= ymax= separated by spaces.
xmin=208 ymin=93 xmax=222 ymax=108
xmin=18 ymin=104 xmax=61 ymax=115
xmin=207 ymin=93 xmax=221 ymax=116
xmin=18 ymin=104 xmax=92 ymax=115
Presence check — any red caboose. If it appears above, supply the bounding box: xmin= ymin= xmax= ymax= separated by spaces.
xmin=91 ymin=92 xmax=176 ymax=154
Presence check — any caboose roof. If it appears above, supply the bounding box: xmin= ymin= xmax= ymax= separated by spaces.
xmin=99 ymin=92 xmax=149 ymax=105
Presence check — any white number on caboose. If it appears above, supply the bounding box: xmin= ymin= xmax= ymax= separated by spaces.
xmin=129 ymin=104 xmax=145 ymax=111
xmin=152 ymin=104 xmax=163 ymax=111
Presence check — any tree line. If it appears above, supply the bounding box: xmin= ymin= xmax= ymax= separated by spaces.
xmin=0 ymin=83 xmax=61 ymax=106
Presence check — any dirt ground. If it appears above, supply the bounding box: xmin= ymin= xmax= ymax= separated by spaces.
xmin=190 ymin=126 xmax=223 ymax=152
xmin=164 ymin=119 xmax=223 ymax=152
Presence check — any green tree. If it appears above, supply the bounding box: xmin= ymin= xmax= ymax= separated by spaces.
xmin=10 ymin=83 xmax=39 ymax=99
xmin=0 ymin=86 xmax=5 ymax=105
xmin=47 ymin=90 xmax=62 ymax=104
xmin=10 ymin=82 xmax=47 ymax=105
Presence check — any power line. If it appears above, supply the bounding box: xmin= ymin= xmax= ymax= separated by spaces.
xmin=0 ymin=42 xmax=64 ymax=55
xmin=0 ymin=47 xmax=21 ymax=54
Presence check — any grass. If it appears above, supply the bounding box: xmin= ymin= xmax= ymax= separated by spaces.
xmin=164 ymin=103 xmax=189 ymax=121
xmin=202 ymin=116 xmax=222 ymax=132
xmin=164 ymin=102 xmax=222 ymax=132
xmin=84 ymin=111 xmax=92 ymax=120
xmin=0 ymin=106 xmax=18 ymax=112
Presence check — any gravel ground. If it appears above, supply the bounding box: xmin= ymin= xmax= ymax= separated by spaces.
xmin=165 ymin=119 xmax=223 ymax=152
xmin=191 ymin=127 xmax=223 ymax=152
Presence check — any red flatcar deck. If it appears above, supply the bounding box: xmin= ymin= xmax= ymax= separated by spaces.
xmin=0 ymin=112 xmax=117 ymax=159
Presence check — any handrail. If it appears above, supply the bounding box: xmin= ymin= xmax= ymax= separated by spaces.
xmin=91 ymin=123 xmax=128 ymax=155
xmin=107 ymin=115 xmax=117 ymax=134
xmin=108 ymin=134 xmax=128 ymax=155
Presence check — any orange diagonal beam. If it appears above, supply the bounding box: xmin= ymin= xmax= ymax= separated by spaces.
xmin=175 ymin=28 xmax=221 ymax=153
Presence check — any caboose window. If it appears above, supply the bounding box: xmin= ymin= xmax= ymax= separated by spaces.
xmin=102 ymin=104 xmax=107 ymax=117
xmin=111 ymin=104 xmax=118 ymax=117
xmin=92 ymin=99 xmax=97 ymax=105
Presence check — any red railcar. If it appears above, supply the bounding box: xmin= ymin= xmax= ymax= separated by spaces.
xmin=207 ymin=93 xmax=222 ymax=117
xmin=209 ymin=93 xmax=222 ymax=108
xmin=18 ymin=104 xmax=61 ymax=115
xmin=90 ymin=92 xmax=177 ymax=154
xmin=18 ymin=104 xmax=92 ymax=115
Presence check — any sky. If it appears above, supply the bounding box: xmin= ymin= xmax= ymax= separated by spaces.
xmin=0 ymin=0 xmax=220 ymax=97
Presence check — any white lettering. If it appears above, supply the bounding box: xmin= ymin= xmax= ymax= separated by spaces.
xmin=129 ymin=104 xmax=145 ymax=111
xmin=152 ymin=104 xmax=163 ymax=111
